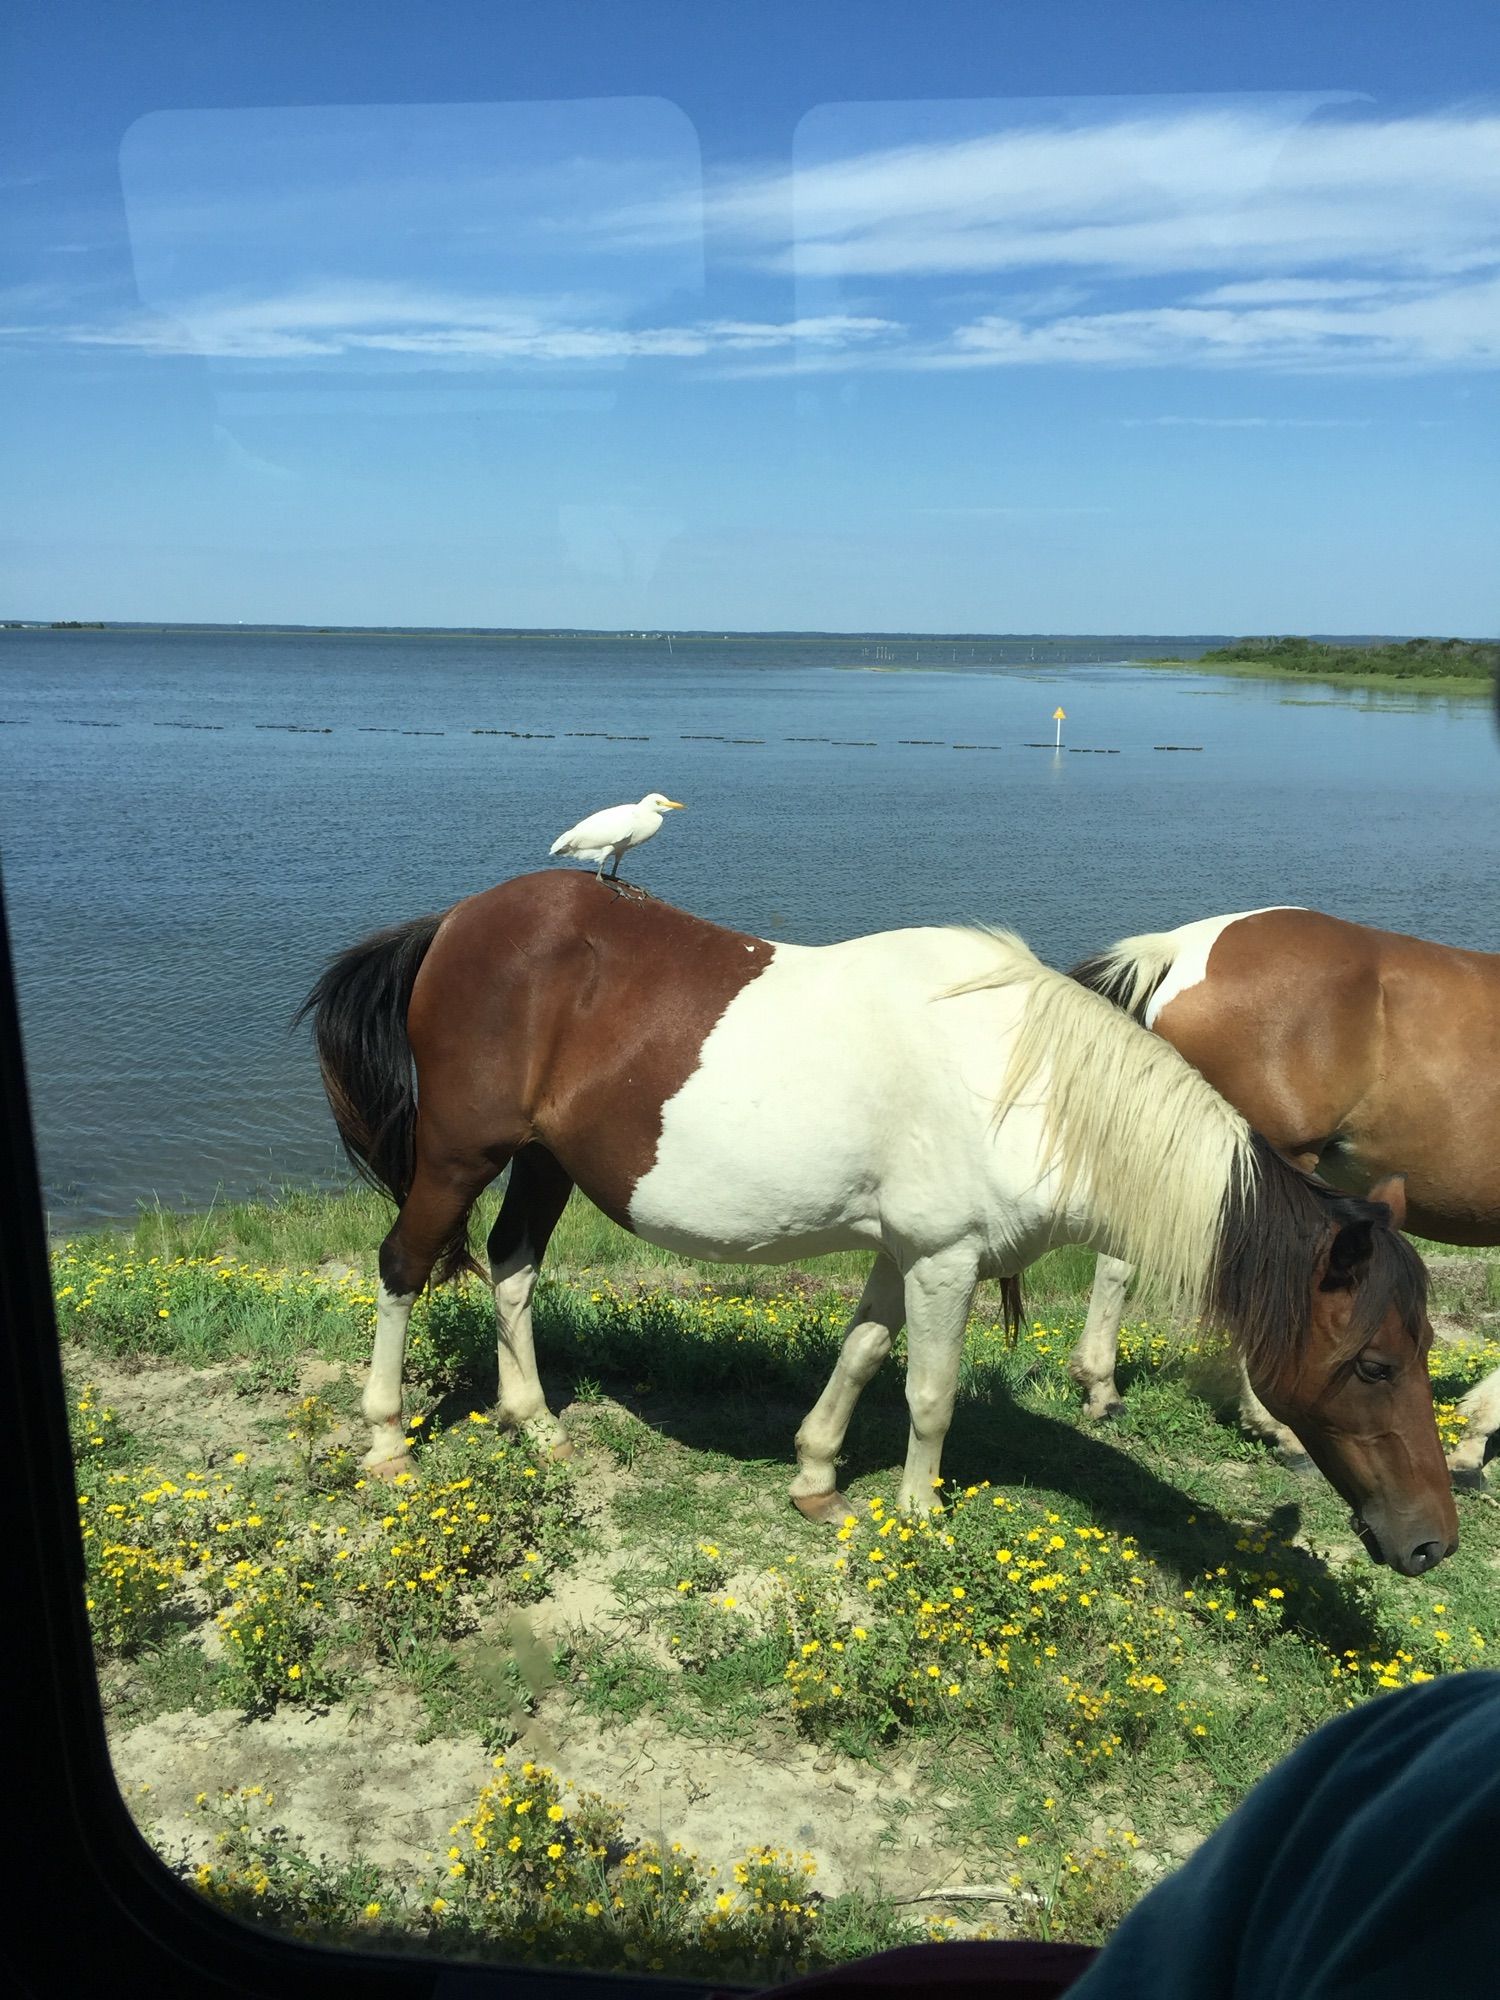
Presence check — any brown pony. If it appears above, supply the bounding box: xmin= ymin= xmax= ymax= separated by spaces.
xmin=1071 ymin=905 xmax=1500 ymax=1480
xmin=299 ymin=874 xmax=1456 ymax=1574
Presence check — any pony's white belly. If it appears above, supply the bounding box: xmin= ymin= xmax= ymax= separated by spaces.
xmin=625 ymin=932 xmax=1062 ymax=1269
xmin=626 ymin=965 xmax=889 ymax=1257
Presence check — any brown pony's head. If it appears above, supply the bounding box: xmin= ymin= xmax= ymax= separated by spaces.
xmin=1223 ymin=1160 xmax=1458 ymax=1578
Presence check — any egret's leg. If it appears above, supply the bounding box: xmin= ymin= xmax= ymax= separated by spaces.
xmin=1069 ymin=1254 xmax=1131 ymax=1419
xmin=898 ymin=1250 xmax=979 ymax=1512
xmin=790 ymin=1255 xmax=905 ymax=1521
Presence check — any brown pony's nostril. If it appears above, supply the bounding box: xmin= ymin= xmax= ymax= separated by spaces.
xmin=1407 ymin=1540 xmax=1449 ymax=1575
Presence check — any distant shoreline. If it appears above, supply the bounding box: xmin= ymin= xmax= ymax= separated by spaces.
xmin=6 ymin=620 xmax=1491 ymax=696
xmin=2 ymin=620 xmax=1227 ymax=651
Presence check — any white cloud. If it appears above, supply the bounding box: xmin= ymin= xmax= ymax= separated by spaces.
xmin=629 ymin=106 xmax=1500 ymax=287
xmin=611 ymin=101 xmax=1500 ymax=374
xmin=1117 ymin=415 xmax=1373 ymax=428
xmin=1191 ymin=277 xmax=1427 ymax=305
xmin=10 ymin=106 xmax=1500 ymax=378
xmin=0 ymin=285 xmax=903 ymax=364
xmin=933 ymin=273 xmax=1500 ymax=371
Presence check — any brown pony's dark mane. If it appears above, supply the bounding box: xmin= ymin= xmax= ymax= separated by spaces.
xmin=1214 ymin=1134 xmax=1428 ymax=1380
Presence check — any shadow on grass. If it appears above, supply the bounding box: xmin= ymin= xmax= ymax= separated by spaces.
xmin=412 ymin=1283 xmax=1393 ymax=1661
xmin=554 ymin=1326 xmax=1387 ymax=1663
xmin=659 ymin=1383 xmax=1387 ymax=1662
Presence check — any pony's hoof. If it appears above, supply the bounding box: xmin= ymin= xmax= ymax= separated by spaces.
xmin=512 ymin=1418 xmax=572 ymax=1462
xmin=1275 ymin=1445 xmax=1316 ymax=1477
xmin=1448 ymin=1440 xmax=1490 ymax=1489
xmin=364 ymin=1455 xmax=412 ymax=1483
xmin=791 ymin=1488 xmax=852 ymax=1525
xmin=1080 ymin=1391 xmax=1125 ymax=1423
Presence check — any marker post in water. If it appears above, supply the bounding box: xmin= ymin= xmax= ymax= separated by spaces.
xmin=1053 ymin=706 xmax=1066 ymax=750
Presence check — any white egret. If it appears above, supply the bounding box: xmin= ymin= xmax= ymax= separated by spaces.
xmin=548 ymin=792 xmax=686 ymax=883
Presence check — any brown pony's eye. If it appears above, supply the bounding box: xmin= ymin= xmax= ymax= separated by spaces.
xmin=1353 ymin=1354 xmax=1396 ymax=1385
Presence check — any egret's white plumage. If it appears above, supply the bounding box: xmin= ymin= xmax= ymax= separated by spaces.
xmin=549 ymin=791 xmax=686 ymax=881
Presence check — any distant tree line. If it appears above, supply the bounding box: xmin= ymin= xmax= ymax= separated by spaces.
xmin=1202 ymin=635 xmax=1499 ymax=681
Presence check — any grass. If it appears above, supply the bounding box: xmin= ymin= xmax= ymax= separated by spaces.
xmin=66 ymin=1178 xmax=1500 ymax=1352
xmin=1202 ymin=636 xmax=1499 ymax=683
xmin=63 ymin=1180 xmax=828 ymax=1282
xmin=56 ymin=1197 xmax=1500 ymax=1975
xmin=1140 ymin=635 xmax=1495 ymax=698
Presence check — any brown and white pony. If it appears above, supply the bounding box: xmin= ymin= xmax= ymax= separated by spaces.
xmin=300 ymin=872 xmax=1455 ymax=1575
xmin=1071 ymin=906 xmax=1500 ymax=1481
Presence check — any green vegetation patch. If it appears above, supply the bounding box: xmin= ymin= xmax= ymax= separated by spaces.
xmin=72 ymin=1381 xmax=582 ymax=1715
xmin=1196 ymin=634 xmax=1497 ymax=688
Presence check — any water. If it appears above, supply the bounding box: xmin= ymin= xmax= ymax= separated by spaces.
xmin=1 ymin=627 xmax=1494 ymax=1227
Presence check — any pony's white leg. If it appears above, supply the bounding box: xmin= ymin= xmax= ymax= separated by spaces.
xmin=493 ymin=1238 xmax=569 ymax=1454
xmin=790 ymin=1255 xmax=905 ymax=1522
xmin=370 ymin=1150 xmax=495 ymax=1474
xmin=898 ymin=1251 xmax=979 ymax=1513
xmin=364 ymin=1283 xmax=416 ymax=1473
xmin=1069 ymin=1254 xmax=1131 ymax=1420
xmin=1237 ymin=1356 xmax=1309 ymax=1459
xmin=1448 ymin=1362 xmax=1500 ymax=1481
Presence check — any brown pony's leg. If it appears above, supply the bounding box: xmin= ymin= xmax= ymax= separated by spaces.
xmin=1070 ymin=1254 xmax=1132 ymax=1419
xmin=486 ymin=1145 xmax=576 ymax=1455
xmin=1448 ymin=1368 xmax=1500 ymax=1483
xmin=366 ymin=1151 xmax=497 ymax=1475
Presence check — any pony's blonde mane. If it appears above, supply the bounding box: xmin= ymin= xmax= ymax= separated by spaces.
xmin=950 ymin=929 xmax=1256 ymax=1314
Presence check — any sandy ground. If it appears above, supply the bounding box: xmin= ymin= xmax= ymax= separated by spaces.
xmin=91 ymin=1345 xmax=991 ymax=1915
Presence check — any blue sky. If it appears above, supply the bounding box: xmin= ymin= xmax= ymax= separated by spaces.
xmin=3 ymin=1 xmax=1499 ymax=633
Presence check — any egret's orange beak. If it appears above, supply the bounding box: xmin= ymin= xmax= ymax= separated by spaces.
xmin=665 ymin=800 xmax=686 ymax=809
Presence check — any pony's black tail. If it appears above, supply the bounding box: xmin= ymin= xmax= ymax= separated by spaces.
xmin=294 ymin=911 xmax=447 ymax=1213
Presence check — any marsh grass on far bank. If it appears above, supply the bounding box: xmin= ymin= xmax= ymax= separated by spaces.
xmin=1144 ymin=634 xmax=1497 ymax=699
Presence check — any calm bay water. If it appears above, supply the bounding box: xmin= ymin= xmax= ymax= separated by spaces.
xmin=0 ymin=627 xmax=1494 ymax=1227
